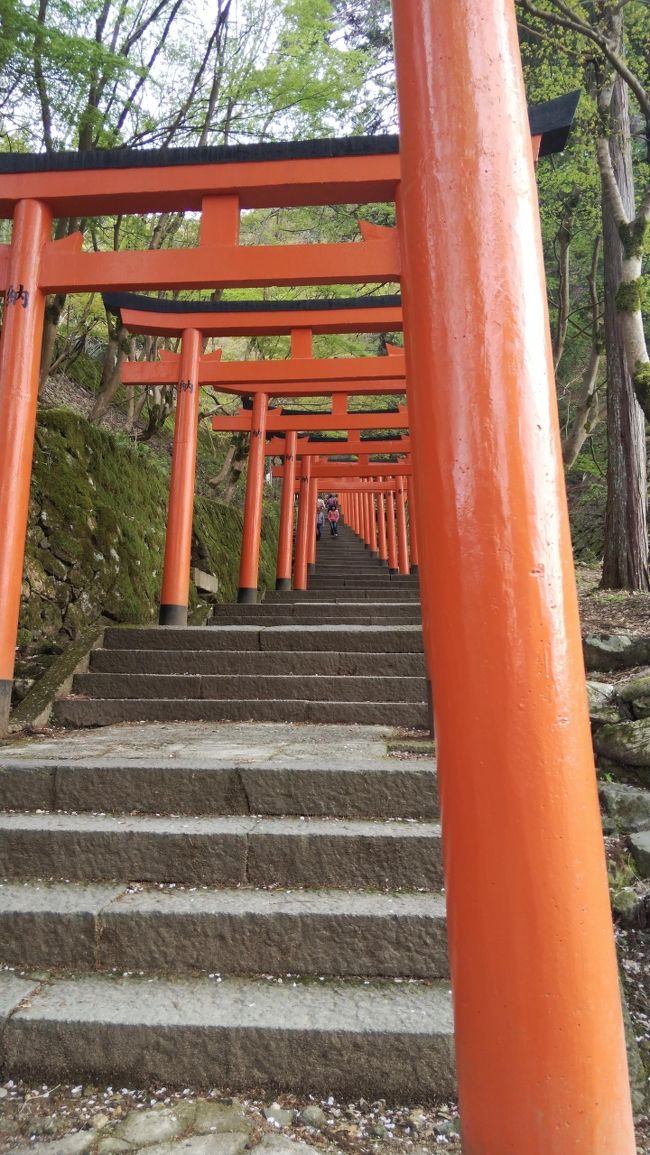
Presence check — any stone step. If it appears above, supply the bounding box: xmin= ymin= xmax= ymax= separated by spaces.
xmin=0 ymin=882 xmax=448 ymax=978
xmin=71 ymin=673 xmax=427 ymax=703
xmin=0 ymin=971 xmax=454 ymax=1100
xmin=208 ymin=611 xmax=422 ymax=627
xmin=0 ymin=813 xmax=443 ymax=888
xmin=54 ymin=696 xmax=429 ymax=727
xmin=0 ymin=756 xmax=438 ymax=818
xmin=210 ymin=602 xmax=421 ymax=617
xmin=265 ymin=590 xmax=421 ymax=602
xmin=102 ymin=625 xmax=425 ymax=653
xmin=89 ymin=648 xmax=426 ymax=677
xmin=309 ymin=573 xmax=419 ymax=581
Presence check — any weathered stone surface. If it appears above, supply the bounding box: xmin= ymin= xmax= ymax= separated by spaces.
xmin=258 ymin=625 xmax=424 ymax=654
xmin=0 ymin=763 xmax=54 ymax=811
xmin=240 ymin=763 xmax=438 ymax=820
xmin=9 ymin=1133 xmax=94 ymax=1155
xmin=629 ymin=831 xmax=650 ymax=878
xmin=0 ymin=881 xmax=124 ymax=968
xmin=253 ymin=1135 xmax=320 ymax=1155
xmin=193 ymin=568 xmax=219 ymax=595
xmin=143 ymin=1137 xmax=249 ymax=1155
xmin=298 ymin=1106 xmax=326 ymax=1129
xmin=0 ymin=971 xmax=41 ymax=1022
xmin=113 ymin=1105 xmax=185 ymax=1146
xmin=618 ymin=673 xmax=650 ymax=702
xmin=97 ymin=1140 xmax=131 ymax=1155
xmin=586 ymin=681 xmax=624 ymax=729
xmin=191 ymin=1101 xmax=252 ymax=1136
xmin=90 ymin=648 xmax=424 ymax=678
xmin=0 ymin=813 xmax=249 ymax=884
xmin=0 ymin=813 xmax=439 ymax=888
xmin=72 ymin=672 xmax=427 ymax=705
xmin=56 ymin=764 xmax=249 ymax=817
xmin=583 ymin=634 xmax=650 ymax=672
xmin=264 ymin=1103 xmax=296 ymax=1127
xmin=599 ymin=781 xmax=650 ymax=832
xmin=5 ymin=756 xmax=436 ymax=820
xmin=246 ymin=818 xmax=443 ymax=890
xmin=4 ymin=974 xmax=455 ymax=1101
xmin=54 ymin=698 xmax=429 ymax=728
xmin=99 ymin=888 xmax=448 ymax=978
xmin=102 ymin=627 xmax=262 ymax=652
xmin=594 ymin=718 xmax=650 ymax=768
xmin=617 ymin=672 xmax=650 ymax=719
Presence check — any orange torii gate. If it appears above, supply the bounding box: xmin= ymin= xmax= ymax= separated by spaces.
xmin=0 ymin=32 xmax=631 ymax=1150
xmin=211 ymin=400 xmax=414 ymax=591
xmin=106 ymin=294 xmax=408 ymax=615
xmin=284 ymin=454 xmax=414 ymax=576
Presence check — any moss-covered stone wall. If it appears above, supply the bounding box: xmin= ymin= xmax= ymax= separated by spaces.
xmin=20 ymin=408 xmax=278 ymax=646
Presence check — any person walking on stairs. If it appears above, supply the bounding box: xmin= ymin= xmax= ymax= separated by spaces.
xmin=316 ymin=506 xmax=325 ymax=541
xmin=327 ymin=503 xmax=340 ymax=537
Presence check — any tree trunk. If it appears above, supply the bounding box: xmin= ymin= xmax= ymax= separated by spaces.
xmin=561 ymin=235 xmax=603 ymax=469
xmin=38 ymin=293 xmax=67 ymax=394
xmin=562 ymin=347 xmax=601 ymax=469
xmin=601 ymin=75 xmax=649 ymax=590
xmin=88 ymin=318 xmax=129 ymax=423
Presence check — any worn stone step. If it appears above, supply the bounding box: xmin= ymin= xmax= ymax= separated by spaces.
xmin=72 ymin=673 xmax=427 ymax=703
xmin=54 ymin=696 xmax=429 ymax=727
xmin=0 ymin=756 xmax=438 ymax=818
xmin=0 ymin=812 xmax=442 ymax=888
xmin=89 ymin=648 xmax=426 ymax=677
xmin=210 ymin=603 xmax=421 ymax=619
xmin=0 ymin=882 xmax=448 ymax=978
xmin=207 ymin=614 xmax=422 ymax=628
xmin=265 ymin=590 xmax=420 ymax=602
xmin=102 ymin=625 xmax=425 ymax=653
xmin=1 ymin=972 xmax=454 ymax=1101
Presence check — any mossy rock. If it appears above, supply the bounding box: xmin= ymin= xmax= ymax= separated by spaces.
xmin=20 ymin=407 xmax=278 ymax=653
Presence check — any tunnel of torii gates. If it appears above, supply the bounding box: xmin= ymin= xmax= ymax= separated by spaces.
xmin=107 ymin=290 xmax=412 ymax=615
xmin=0 ymin=3 xmax=635 ymax=1144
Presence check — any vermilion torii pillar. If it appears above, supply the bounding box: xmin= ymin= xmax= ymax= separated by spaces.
xmin=0 ymin=201 xmax=52 ymax=726
xmin=367 ymin=491 xmax=378 ymax=557
xmin=293 ymin=454 xmax=312 ymax=591
xmin=395 ymin=481 xmax=410 ymax=575
xmin=159 ymin=329 xmax=202 ymax=624
xmin=238 ymin=391 xmax=268 ymax=603
xmin=407 ymin=476 xmax=419 ymax=575
xmin=377 ymin=491 xmax=388 ymax=565
xmin=385 ymin=490 xmax=398 ymax=575
xmin=276 ymin=431 xmax=298 ymax=591
xmin=392 ymin=1 xmax=634 ymax=1151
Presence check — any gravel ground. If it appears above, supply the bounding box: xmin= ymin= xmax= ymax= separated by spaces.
xmin=0 ymin=1082 xmax=462 ymax=1154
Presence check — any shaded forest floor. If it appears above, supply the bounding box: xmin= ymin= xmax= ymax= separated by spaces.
xmin=577 ymin=564 xmax=650 ymax=636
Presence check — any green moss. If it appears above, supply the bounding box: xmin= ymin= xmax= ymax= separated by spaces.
xmin=619 ymin=219 xmax=647 ymax=261
xmin=65 ymin=351 xmax=103 ymax=393
xmin=616 ymin=279 xmax=642 ymax=312
xmin=633 ymin=361 xmax=650 ymax=421
xmin=21 ymin=407 xmax=278 ymax=645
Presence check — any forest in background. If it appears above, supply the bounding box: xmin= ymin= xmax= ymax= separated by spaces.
xmin=0 ymin=0 xmax=648 ymax=585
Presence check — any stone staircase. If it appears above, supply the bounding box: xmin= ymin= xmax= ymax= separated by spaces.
xmin=0 ymin=715 xmax=451 ymax=1098
xmin=54 ymin=524 xmax=428 ymax=727
xmin=0 ymin=523 xmax=450 ymax=1098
